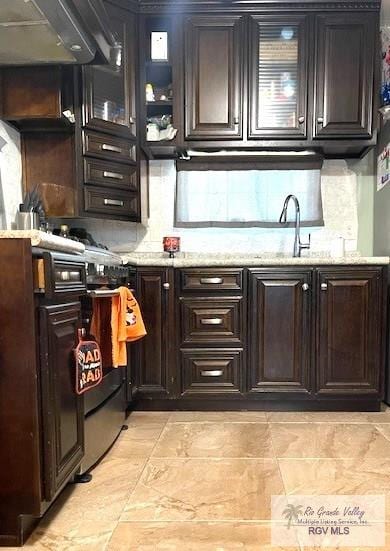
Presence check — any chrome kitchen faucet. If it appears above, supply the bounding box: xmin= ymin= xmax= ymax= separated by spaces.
xmin=279 ymin=194 xmax=311 ymax=258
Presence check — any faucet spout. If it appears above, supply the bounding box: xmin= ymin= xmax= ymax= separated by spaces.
xmin=278 ymin=195 xmax=310 ymax=258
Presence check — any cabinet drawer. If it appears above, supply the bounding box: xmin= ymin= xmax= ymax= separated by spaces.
xmin=84 ymin=185 xmax=139 ymax=220
xmin=83 ymin=131 xmax=136 ymax=164
xmin=181 ymin=349 xmax=242 ymax=395
xmin=180 ymin=269 xmax=243 ymax=292
xmin=40 ymin=253 xmax=87 ymax=298
xmin=181 ymin=297 xmax=242 ymax=344
xmin=84 ymin=158 xmax=138 ymax=191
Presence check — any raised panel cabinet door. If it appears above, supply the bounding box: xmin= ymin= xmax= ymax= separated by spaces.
xmin=248 ymin=271 xmax=311 ymax=393
xmin=136 ymin=268 xmax=175 ymax=396
xmin=82 ymin=4 xmax=137 ymax=139
xmin=248 ymin=15 xmax=309 ymax=139
xmin=39 ymin=302 xmax=84 ymax=501
xmin=316 ymin=269 xmax=383 ymax=395
xmin=184 ymin=15 xmax=243 ymax=140
xmin=313 ymin=13 xmax=376 ymax=139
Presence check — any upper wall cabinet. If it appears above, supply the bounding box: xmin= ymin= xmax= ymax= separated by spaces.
xmin=83 ymin=3 xmax=137 ymax=139
xmin=313 ymin=13 xmax=376 ymax=139
xmin=248 ymin=16 xmax=309 ymax=139
xmin=184 ymin=16 xmax=244 ymax=140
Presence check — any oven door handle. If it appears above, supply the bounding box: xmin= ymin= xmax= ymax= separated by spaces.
xmin=87 ymin=289 xmax=120 ymax=298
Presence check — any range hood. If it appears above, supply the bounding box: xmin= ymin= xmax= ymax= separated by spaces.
xmin=0 ymin=0 xmax=118 ymax=66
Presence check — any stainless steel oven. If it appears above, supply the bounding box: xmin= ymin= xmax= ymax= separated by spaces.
xmin=77 ymin=248 xmax=135 ymax=476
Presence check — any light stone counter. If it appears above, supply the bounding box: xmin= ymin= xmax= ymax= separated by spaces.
xmin=121 ymin=252 xmax=389 ymax=267
xmin=0 ymin=230 xmax=85 ymax=255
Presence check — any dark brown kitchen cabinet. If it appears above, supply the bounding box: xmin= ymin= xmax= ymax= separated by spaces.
xmin=248 ymin=15 xmax=309 ymax=139
xmin=248 ymin=270 xmax=311 ymax=394
xmin=39 ymin=302 xmax=84 ymax=501
xmin=136 ymin=268 xmax=176 ymax=397
xmin=316 ymin=269 xmax=384 ymax=395
xmin=83 ymin=2 xmax=137 ymax=139
xmin=184 ymin=15 xmax=244 ymax=140
xmin=313 ymin=13 xmax=376 ymax=139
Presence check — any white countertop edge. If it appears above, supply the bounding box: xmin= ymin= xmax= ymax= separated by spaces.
xmin=121 ymin=253 xmax=390 ymax=267
xmin=0 ymin=230 xmax=85 ymax=254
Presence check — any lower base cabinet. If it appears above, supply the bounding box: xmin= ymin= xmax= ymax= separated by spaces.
xmin=135 ymin=268 xmax=176 ymax=397
xmin=134 ymin=265 xmax=386 ymax=408
xmin=248 ymin=270 xmax=311 ymax=394
xmin=39 ymin=302 xmax=84 ymax=501
xmin=316 ymin=268 xmax=384 ymax=395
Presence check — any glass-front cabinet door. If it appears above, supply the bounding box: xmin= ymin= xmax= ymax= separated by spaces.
xmin=248 ymin=16 xmax=308 ymax=139
xmin=82 ymin=4 xmax=136 ymax=139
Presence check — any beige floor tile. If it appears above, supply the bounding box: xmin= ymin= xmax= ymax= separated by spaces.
xmin=152 ymin=422 xmax=273 ymax=458
xmin=270 ymin=423 xmax=390 ymax=459
xmin=278 ymin=457 xmax=390 ymax=495
xmin=376 ymin=424 xmax=390 ymax=442
xmin=23 ymin=520 xmax=114 ymax=551
xmin=127 ymin=411 xmax=171 ymax=425
xmin=121 ymin=458 xmax=285 ymax=521
xmin=111 ymin=424 xmax=165 ymax=457
xmin=362 ymin=405 xmax=390 ymax=424
xmin=168 ymin=411 xmax=268 ymax=423
xmin=3 ymin=456 xmax=147 ymax=550
xmin=266 ymin=411 xmax=369 ymax=423
xmin=107 ymin=521 xmax=301 ymax=550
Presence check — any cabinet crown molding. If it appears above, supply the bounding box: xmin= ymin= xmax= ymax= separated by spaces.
xmin=139 ymin=0 xmax=380 ymax=12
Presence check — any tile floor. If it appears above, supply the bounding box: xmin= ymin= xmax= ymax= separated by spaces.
xmin=13 ymin=407 xmax=390 ymax=550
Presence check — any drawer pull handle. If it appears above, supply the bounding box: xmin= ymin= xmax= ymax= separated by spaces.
xmin=87 ymin=289 xmax=120 ymax=297
xmin=104 ymin=199 xmax=124 ymax=207
xmin=103 ymin=170 xmax=124 ymax=180
xmin=200 ymin=277 xmax=223 ymax=284
xmin=56 ymin=270 xmax=80 ymax=282
xmin=298 ymin=116 xmax=305 ymax=124
xmin=302 ymin=283 xmax=309 ymax=291
xmin=102 ymin=143 xmax=123 ymax=154
xmin=200 ymin=370 xmax=223 ymax=377
xmin=200 ymin=318 xmax=223 ymax=325
xmin=321 ymin=283 xmax=328 ymax=291
xmin=317 ymin=117 xmax=324 ymax=124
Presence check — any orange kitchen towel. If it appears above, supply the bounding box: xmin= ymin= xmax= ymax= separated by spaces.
xmin=111 ymin=287 xmax=147 ymax=367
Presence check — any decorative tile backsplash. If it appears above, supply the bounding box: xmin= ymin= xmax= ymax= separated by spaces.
xmin=75 ymin=159 xmax=365 ymax=255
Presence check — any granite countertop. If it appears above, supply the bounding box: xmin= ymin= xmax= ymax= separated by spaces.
xmin=0 ymin=230 xmax=85 ymax=255
xmin=121 ymin=252 xmax=390 ymax=267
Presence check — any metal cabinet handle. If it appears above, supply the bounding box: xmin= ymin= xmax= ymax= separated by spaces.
xmin=87 ymin=289 xmax=120 ymax=297
xmin=102 ymin=143 xmax=123 ymax=154
xmin=103 ymin=199 xmax=124 ymax=207
xmin=200 ymin=370 xmax=223 ymax=377
xmin=163 ymin=282 xmax=170 ymax=290
xmin=200 ymin=318 xmax=223 ymax=325
xmin=302 ymin=283 xmax=309 ymax=291
xmin=321 ymin=283 xmax=328 ymax=291
xmin=298 ymin=116 xmax=305 ymax=124
xmin=129 ymin=116 xmax=136 ymax=124
xmin=317 ymin=117 xmax=324 ymax=124
xmin=103 ymin=170 xmax=124 ymax=180
xmin=200 ymin=277 xmax=223 ymax=285
xmin=233 ymin=116 xmax=239 ymax=125
xmin=55 ymin=270 xmax=81 ymax=282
